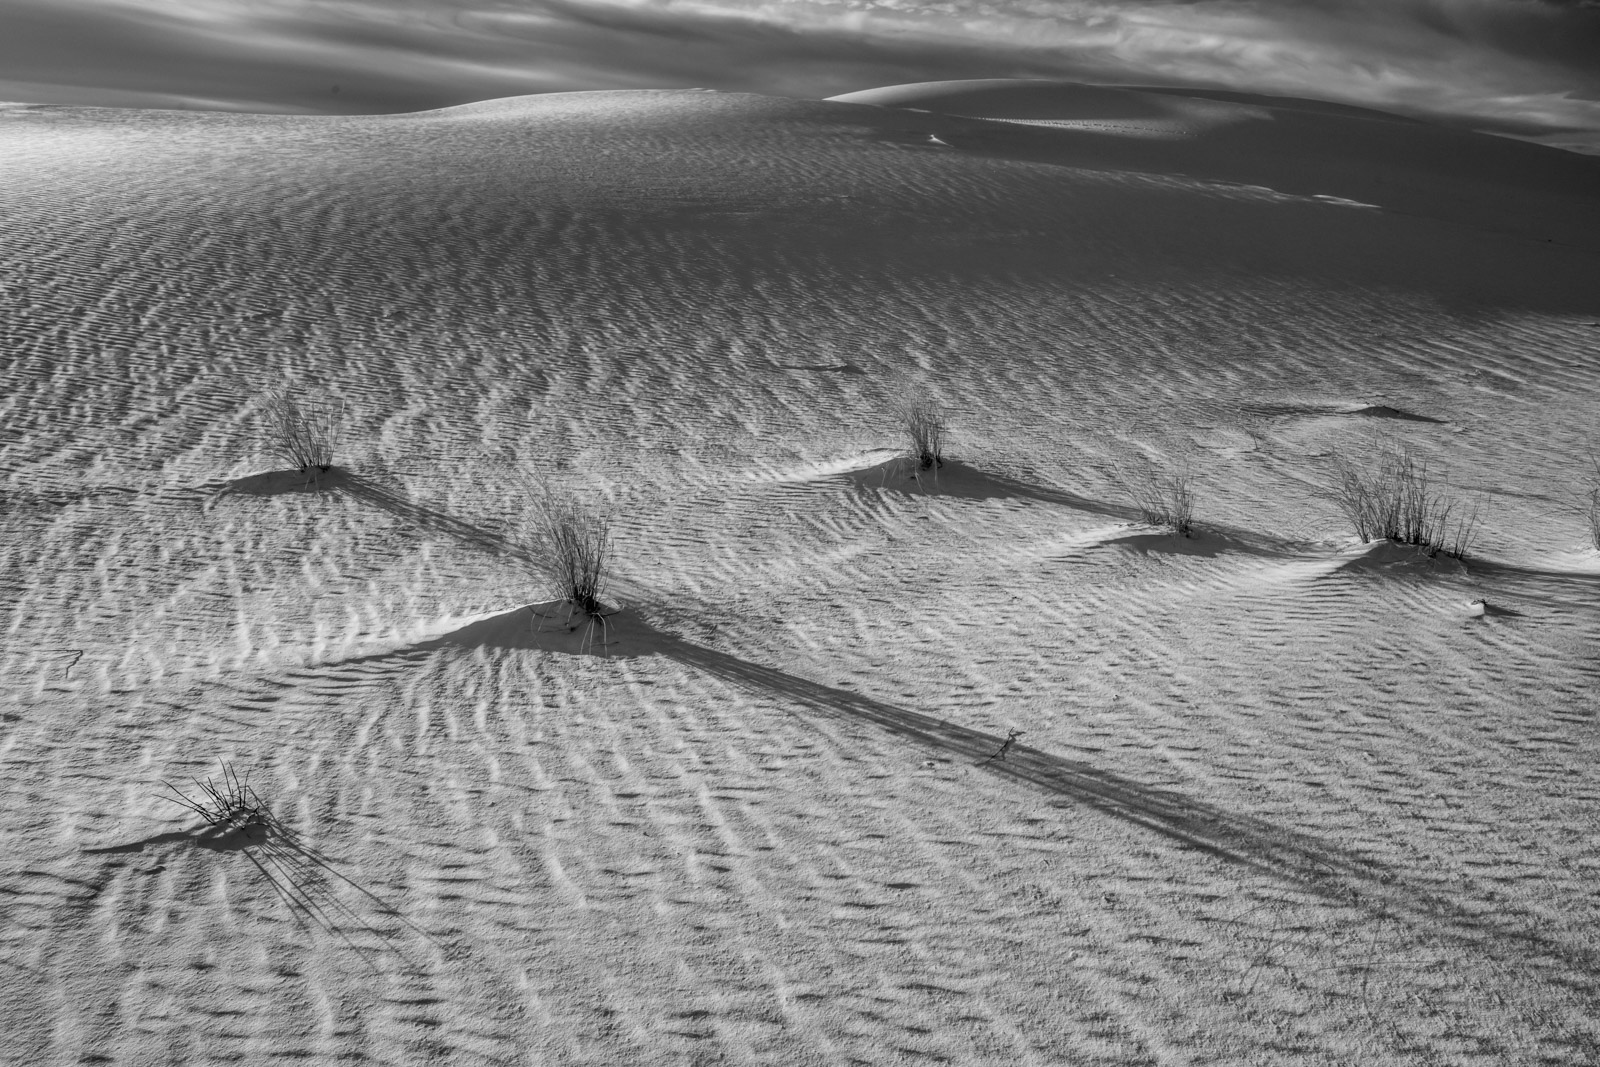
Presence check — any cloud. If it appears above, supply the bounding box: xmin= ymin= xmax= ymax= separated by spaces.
xmin=0 ymin=0 xmax=1597 ymax=149
xmin=759 ymin=0 xmax=1600 ymax=130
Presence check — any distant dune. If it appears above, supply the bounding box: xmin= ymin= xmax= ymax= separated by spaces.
xmin=2 ymin=83 xmax=1598 ymax=1066
xmin=832 ymin=78 xmax=1600 ymax=254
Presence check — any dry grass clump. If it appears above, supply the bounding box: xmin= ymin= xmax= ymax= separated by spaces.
xmin=1332 ymin=441 xmax=1480 ymax=558
xmin=521 ymin=481 xmax=613 ymax=617
xmin=1128 ymin=465 xmax=1197 ymax=537
xmin=261 ymin=389 xmax=344 ymax=473
xmin=161 ymin=763 xmax=266 ymax=832
xmin=893 ymin=393 xmax=946 ymax=471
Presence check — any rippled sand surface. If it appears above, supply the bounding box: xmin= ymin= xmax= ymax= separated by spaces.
xmin=2 ymin=86 xmax=1598 ymax=1065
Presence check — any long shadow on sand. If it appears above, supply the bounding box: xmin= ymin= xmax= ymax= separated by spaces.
xmin=210 ymin=467 xmax=530 ymax=561
xmin=323 ymin=598 xmax=1361 ymax=889
xmin=838 ymin=457 xmax=1306 ymax=555
xmin=334 ymin=472 xmax=528 ymax=561
xmin=658 ymin=633 xmax=1360 ymax=880
xmin=207 ymin=467 xmax=343 ymax=498
xmin=328 ymin=602 xmax=1371 ymax=888
xmin=1330 ymin=542 xmax=1600 ymax=627
xmin=1464 ymin=557 xmax=1600 ymax=613
xmin=652 ymin=632 xmax=1600 ymax=976
xmin=306 ymin=595 xmax=1600 ymax=979
xmin=837 ymin=456 xmax=1131 ymax=512
xmin=263 ymin=475 xmax=1592 ymax=976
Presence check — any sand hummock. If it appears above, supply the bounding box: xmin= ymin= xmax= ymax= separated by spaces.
xmin=2 ymin=82 xmax=1598 ymax=1064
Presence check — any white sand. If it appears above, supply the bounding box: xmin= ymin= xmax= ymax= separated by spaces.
xmin=2 ymin=82 xmax=1598 ymax=1064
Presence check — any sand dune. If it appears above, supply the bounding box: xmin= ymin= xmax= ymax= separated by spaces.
xmin=2 ymin=82 xmax=1599 ymax=1064
xmin=834 ymin=78 xmax=1600 ymax=254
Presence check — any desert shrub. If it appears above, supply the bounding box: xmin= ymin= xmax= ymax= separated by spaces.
xmin=261 ymin=389 xmax=344 ymax=472
xmin=1128 ymin=464 xmax=1196 ymax=536
xmin=893 ymin=393 xmax=946 ymax=471
xmin=522 ymin=481 xmax=612 ymax=616
xmin=1332 ymin=441 xmax=1480 ymax=558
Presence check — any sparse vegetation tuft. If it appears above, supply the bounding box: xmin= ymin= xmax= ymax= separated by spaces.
xmin=522 ymin=480 xmax=613 ymax=617
xmin=1331 ymin=440 xmax=1480 ymax=558
xmin=161 ymin=763 xmax=266 ymax=832
xmin=894 ymin=392 xmax=946 ymax=472
xmin=1128 ymin=464 xmax=1197 ymax=537
xmin=261 ymin=389 xmax=344 ymax=473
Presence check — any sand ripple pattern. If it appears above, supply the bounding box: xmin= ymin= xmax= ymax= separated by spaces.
xmin=2 ymin=91 xmax=1599 ymax=1065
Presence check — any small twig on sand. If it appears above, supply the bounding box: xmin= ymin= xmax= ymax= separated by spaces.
xmin=982 ymin=729 xmax=1024 ymax=764
xmin=18 ymin=648 xmax=86 ymax=679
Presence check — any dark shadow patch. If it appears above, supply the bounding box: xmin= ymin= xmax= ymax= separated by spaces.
xmin=1097 ymin=529 xmax=1234 ymax=559
xmin=773 ymin=362 xmax=867 ymax=375
xmin=428 ymin=601 xmax=649 ymax=659
xmin=1451 ymin=559 xmax=1600 ymax=620
xmin=1239 ymin=402 xmax=1444 ymax=424
xmin=651 ymin=631 xmax=1364 ymax=887
xmin=833 ymin=456 xmax=1140 ymax=517
xmin=1313 ymin=549 xmax=1600 ymax=629
xmin=82 ymin=831 xmax=193 ymax=855
xmin=1333 ymin=539 xmax=1469 ymax=573
xmin=312 ymin=600 xmax=663 ymax=673
xmin=198 ymin=466 xmax=525 ymax=563
xmin=250 ymin=582 xmax=1600 ymax=979
xmin=647 ymin=631 xmax=1600 ymax=976
xmin=1344 ymin=405 xmax=1446 ymax=424
xmin=332 ymin=472 xmax=524 ymax=560
xmin=206 ymin=466 xmax=342 ymax=498
xmin=924 ymin=101 xmax=1600 ymax=258
xmin=828 ymin=457 xmax=1304 ymax=555
xmin=219 ymin=807 xmax=435 ymax=969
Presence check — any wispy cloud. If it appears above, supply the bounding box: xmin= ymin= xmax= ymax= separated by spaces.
xmin=1 ymin=0 xmax=1597 ymax=147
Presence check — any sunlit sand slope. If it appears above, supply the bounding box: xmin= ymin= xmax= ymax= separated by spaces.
xmin=1 ymin=86 xmax=1598 ymax=1065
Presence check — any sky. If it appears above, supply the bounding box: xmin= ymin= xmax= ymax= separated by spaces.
xmin=2 ymin=0 xmax=1599 ymax=150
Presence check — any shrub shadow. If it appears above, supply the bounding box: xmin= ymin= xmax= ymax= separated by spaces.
xmin=839 ymin=458 xmax=1303 ymax=556
xmin=307 ymin=591 xmax=1599 ymax=975
xmin=333 ymin=472 xmax=526 ymax=560
xmin=84 ymin=803 xmax=435 ymax=969
xmin=206 ymin=466 xmax=345 ymax=498
xmin=651 ymin=632 xmax=1600 ymax=975
xmin=650 ymin=632 xmax=1365 ymax=884
xmin=206 ymin=469 xmax=528 ymax=564
xmin=426 ymin=602 xmax=655 ymax=659
xmin=839 ymin=457 xmax=1136 ymax=513
xmin=1451 ymin=558 xmax=1600 ymax=621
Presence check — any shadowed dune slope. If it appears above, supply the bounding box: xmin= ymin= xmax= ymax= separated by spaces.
xmin=831 ymin=78 xmax=1600 ymax=254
